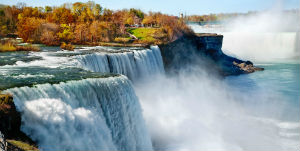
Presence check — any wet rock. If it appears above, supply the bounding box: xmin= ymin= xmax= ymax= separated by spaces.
xmin=233 ymin=61 xmax=264 ymax=73
xmin=0 ymin=93 xmax=37 ymax=150
xmin=0 ymin=93 xmax=21 ymax=138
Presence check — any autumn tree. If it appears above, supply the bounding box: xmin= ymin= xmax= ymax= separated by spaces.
xmin=49 ymin=7 xmax=74 ymax=24
xmin=89 ymin=21 xmax=112 ymax=42
xmin=57 ymin=24 xmax=74 ymax=43
xmin=73 ymin=23 xmax=90 ymax=44
xmin=102 ymin=8 xmax=113 ymax=22
xmin=17 ymin=16 xmax=45 ymax=42
xmin=0 ymin=5 xmax=21 ymax=36
xmin=40 ymin=23 xmax=60 ymax=45
xmin=72 ymin=1 xmax=102 ymax=23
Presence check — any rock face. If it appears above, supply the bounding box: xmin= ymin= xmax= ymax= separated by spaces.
xmin=0 ymin=93 xmax=36 ymax=150
xmin=159 ymin=33 xmax=263 ymax=75
xmin=0 ymin=94 xmax=21 ymax=138
xmin=233 ymin=61 xmax=264 ymax=73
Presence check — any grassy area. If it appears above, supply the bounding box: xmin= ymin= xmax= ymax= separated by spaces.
xmin=127 ymin=28 xmax=161 ymax=44
xmin=0 ymin=43 xmax=40 ymax=52
xmin=0 ymin=43 xmax=17 ymax=52
xmin=7 ymin=140 xmax=39 ymax=151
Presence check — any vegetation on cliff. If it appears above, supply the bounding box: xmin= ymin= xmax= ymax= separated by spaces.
xmin=0 ymin=1 xmax=193 ymax=50
xmin=6 ymin=140 xmax=39 ymax=151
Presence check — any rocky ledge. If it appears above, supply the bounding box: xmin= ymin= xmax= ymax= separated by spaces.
xmin=0 ymin=93 xmax=38 ymax=151
xmin=159 ymin=33 xmax=264 ymax=75
xmin=233 ymin=61 xmax=264 ymax=73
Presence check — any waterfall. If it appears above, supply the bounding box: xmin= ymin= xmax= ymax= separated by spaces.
xmin=5 ymin=76 xmax=152 ymax=151
xmin=296 ymin=32 xmax=300 ymax=55
xmin=222 ymin=32 xmax=298 ymax=62
xmin=75 ymin=46 xmax=164 ymax=80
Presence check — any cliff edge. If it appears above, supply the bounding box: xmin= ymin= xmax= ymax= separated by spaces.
xmin=159 ymin=33 xmax=263 ymax=75
xmin=0 ymin=93 xmax=38 ymax=151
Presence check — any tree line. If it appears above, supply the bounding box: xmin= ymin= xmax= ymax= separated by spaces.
xmin=0 ymin=2 xmax=192 ymax=46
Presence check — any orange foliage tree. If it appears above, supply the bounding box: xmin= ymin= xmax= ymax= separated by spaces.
xmin=2 ymin=1 xmax=193 ymax=45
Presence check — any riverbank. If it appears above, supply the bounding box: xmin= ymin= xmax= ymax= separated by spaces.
xmin=0 ymin=27 xmax=167 ymax=51
xmin=0 ymin=42 xmax=40 ymax=52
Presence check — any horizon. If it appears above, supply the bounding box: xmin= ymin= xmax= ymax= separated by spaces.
xmin=0 ymin=0 xmax=299 ymax=15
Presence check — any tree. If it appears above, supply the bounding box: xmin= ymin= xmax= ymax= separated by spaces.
xmin=129 ymin=8 xmax=144 ymax=20
xmin=102 ymin=8 xmax=113 ymax=21
xmin=126 ymin=17 xmax=134 ymax=25
xmin=57 ymin=24 xmax=73 ymax=42
xmin=73 ymin=23 xmax=89 ymax=44
xmin=45 ymin=6 xmax=52 ymax=13
xmin=89 ymin=21 xmax=112 ymax=42
xmin=142 ymin=16 xmax=155 ymax=27
xmin=17 ymin=17 xmax=44 ymax=42
xmin=40 ymin=23 xmax=60 ymax=45
xmin=50 ymin=7 xmax=74 ymax=24
xmin=1 ymin=6 xmax=21 ymax=34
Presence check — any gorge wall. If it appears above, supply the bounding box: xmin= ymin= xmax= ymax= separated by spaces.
xmin=159 ymin=33 xmax=263 ymax=75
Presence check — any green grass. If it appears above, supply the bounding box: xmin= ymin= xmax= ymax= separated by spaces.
xmin=127 ymin=28 xmax=160 ymax=43
xmin=7 ymin=140 xmax=39 ymax=151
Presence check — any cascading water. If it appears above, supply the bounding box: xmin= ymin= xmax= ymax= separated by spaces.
xmin=222 ymin=32 xmax=298 ymax=61
xmin=75 ymin=46 xmax=164 ymax=80
xmin=5 ymin=76 xmax=153 ymax=151
xmin=189 ymin=24 xmax=299 ymax=62
xmin=188 ymin=9 xmax=300 ymax=62
xmin=296 ymin=31 xmax=300 ymax=55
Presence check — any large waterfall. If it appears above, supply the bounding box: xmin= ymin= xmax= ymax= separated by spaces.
xmin=222 ymin=32 xmax=299 ymax=61
xmin=75 ymin=46 xmax=165 ymax=80
xmin=188 ymin=9 xmax=300 ymax=62
xmin=5 ymin=76 xmax=152 ymax=151
xmin=189 ymin=24 xmax=299 ymax=62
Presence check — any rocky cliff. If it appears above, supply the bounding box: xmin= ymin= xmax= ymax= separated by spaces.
xmin=0 ymin=94 xmax=38 ymax=151
xmin=159 ymin=33 xmax=263 ymax=75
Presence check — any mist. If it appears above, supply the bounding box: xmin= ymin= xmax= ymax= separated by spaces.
xmin=221 ymin=5 xmax=300 ymax=62
xmin=134 ymin=65 xmax=299 ymax=151
xmin=189 ymin=2 xmax=300 ymax=62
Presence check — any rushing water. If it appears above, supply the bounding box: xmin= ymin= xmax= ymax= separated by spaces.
xmin=134 ymin=62 xmax=300 ymax=151
xmin=5 ymin=77 xmax=152 ymax=151
xmin=1 ymin=28 xmax=299 ymax=151
xmin=185 ymin=22 xmax=300 ymax=150
xmin=75 ymin=46 xmax=164 ymax=80
xmin=0 ymin=46 xmax=164 ymax=151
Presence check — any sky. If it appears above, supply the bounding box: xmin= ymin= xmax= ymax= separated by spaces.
xmin=0 ymin=0 xmax=299 ymax=15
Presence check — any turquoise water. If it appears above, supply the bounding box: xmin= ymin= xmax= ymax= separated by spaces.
xmin=225 ymin=61 xmax=300 ymax=122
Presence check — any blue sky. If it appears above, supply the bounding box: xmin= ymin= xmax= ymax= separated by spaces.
xmin=0 ymin=0 xmax=299 ymax=15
